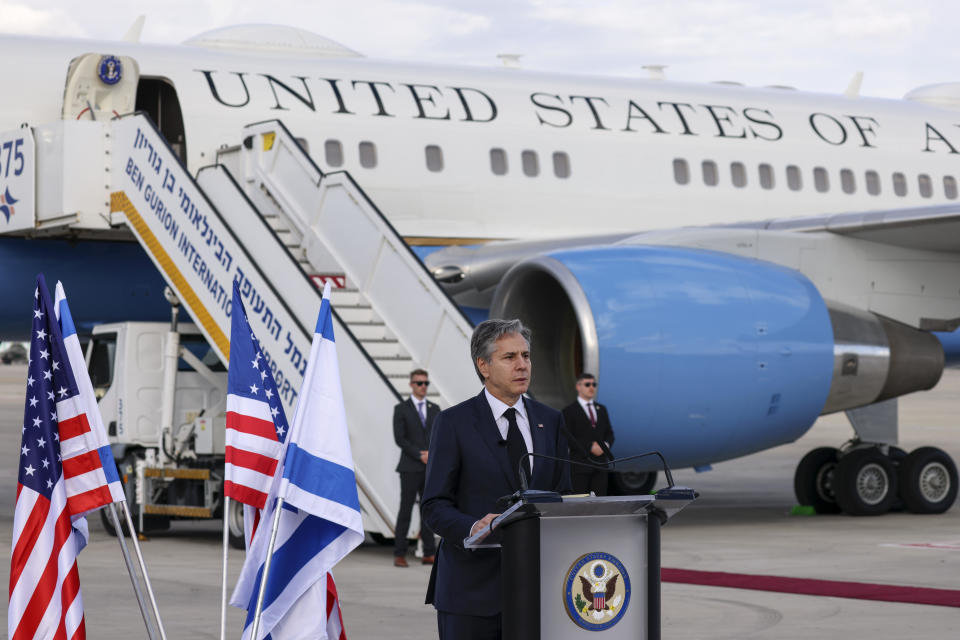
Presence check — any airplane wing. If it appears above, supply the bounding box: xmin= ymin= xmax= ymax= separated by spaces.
xmin=426 ymin=202 xmax=960 ymax=310
xmin=728 ymin=202 xmax=960 ymax=253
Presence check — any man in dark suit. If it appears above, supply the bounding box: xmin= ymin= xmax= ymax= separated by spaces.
xmin=422 ymin=319 xmax=571 ymax=640
xmin=562 ymin=373 xmax=615 ymax=496
xmin=393 ymin=368 xmax=440 ymax=567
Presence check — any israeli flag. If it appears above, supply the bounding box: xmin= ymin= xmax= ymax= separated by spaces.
xmin=231 ymin=283 xmax=363 ymax=639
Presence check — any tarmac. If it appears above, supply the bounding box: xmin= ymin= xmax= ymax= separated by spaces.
xmin=0 ymin=363 xmax=958 ymax=638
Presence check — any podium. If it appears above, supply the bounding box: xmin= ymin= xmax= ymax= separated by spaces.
xmin=465 ymin=488 xmax=695 ymax=640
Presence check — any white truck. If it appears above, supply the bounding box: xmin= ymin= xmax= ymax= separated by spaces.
xmin=87 ymin=301 xmax=247 ymax=548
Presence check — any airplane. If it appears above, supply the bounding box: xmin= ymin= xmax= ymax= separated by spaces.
xmin=1 ymin=24 xmax=959 ymax=518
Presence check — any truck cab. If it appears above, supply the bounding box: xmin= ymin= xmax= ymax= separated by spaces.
xmin=86 ymin=321 xmax=243 ymax=545
xmin=88 ymin=321 xmax=226 ymax=453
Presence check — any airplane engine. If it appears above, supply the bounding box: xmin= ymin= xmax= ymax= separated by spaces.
xmin=489 ymin=245 xmax=944 ymax=472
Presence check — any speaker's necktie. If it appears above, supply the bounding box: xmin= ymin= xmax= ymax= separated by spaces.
xmin=504 ymin=407 xmax=530 ymax=486
xmin=587 ymin=402 xmax=597 ymax=427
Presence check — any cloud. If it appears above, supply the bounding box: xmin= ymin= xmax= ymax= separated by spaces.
xmin=0 ymin=2 xmax=85 ymax=37
xmin=0 ymin=0 xmax=956 ymax=98
xmin=163 ymin=0 xmax=491 ymax=57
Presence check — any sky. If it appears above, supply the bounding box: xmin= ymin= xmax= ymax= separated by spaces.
xmin=0 ymin=0 xmax=958 ymax=99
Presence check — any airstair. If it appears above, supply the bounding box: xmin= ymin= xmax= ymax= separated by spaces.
xmin=9 ymin=113 xmax=477 ymax=537
xmin=217 ymin=120 xmax=476 ymax=405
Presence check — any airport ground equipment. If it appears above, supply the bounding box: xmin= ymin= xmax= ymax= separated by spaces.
xmin=2 ymin=111 xmax=476 ymax=541
xmin=465 ymin=489 xmax=696 ymax=640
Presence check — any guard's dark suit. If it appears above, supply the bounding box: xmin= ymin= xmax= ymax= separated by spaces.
xmin=561 ymin=400 xmax=615 ymax=496
xmin=393 ymin=397 xmax=440 ymax=558
xmin=422 ymin=391 xmax=571 ymax=635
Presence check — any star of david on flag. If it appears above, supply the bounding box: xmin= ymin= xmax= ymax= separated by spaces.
xmin=9 ymin=274 xmax=124 ymax=640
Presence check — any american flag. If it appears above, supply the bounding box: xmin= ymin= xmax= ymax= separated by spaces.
xmin=9 ymin=275 xmax=122 ymax=640
xmin=224 ymin=283 xmax=289 ymax=531
xmin=325 ymin=573 xmax=346 ymax=640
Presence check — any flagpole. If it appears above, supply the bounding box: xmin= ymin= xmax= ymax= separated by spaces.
xmin=108 ymin=504 xmax=159 ymax=640
xmin=220 ymin=496 xmax=231 ymax=640
xmin=120 ymin=501 xmax=169 ymax=640
xmin=250 ymin=495 xmax=286 ymax=640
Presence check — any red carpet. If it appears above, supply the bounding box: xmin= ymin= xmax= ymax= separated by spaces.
xmin=662 ymin=568 xmax=960 ymax=608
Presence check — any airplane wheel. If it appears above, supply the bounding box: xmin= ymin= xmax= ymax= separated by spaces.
xmin=888 ymin=446 xmax=908 ymax=465
xmin=227 ymin=499 xmax=246 ymax=549
xmin=898 ymin=447 xmax=958 ymax=514
xmin=834 ymin=448 xmax=898 ymax=516
xmin=794 ymin=447 xmax=841 ymax=514
xmin=611 ymin=470 xmax=657 ymax=495
xmin=887 ymin=446 xmax=908 ymax=512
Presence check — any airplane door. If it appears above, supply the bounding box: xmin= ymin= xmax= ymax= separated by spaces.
xmin=135 ymin=77 xmax=187 ymax=163
xmin=62 ymin=53 xmax=140 ymax=120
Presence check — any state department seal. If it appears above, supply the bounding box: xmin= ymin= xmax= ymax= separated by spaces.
xmin=97 ymin=55 xmax=123 ymax=85
xmin=563 ymin=551 xmax=631 ymax=631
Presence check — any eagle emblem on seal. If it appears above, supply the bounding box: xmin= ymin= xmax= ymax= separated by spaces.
xmin=579 ymin=566 xmax=619 ymax=611
xmin=563 ymin=552 xmax=631 ymax=631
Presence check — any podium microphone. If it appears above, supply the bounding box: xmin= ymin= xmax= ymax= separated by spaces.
xmin=516 ymin=450 xmax=676 ymax=493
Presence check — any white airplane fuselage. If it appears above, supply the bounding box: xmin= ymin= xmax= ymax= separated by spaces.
xmin=4 ymin=28 xmax=960 ymax=518
xmin=3 ymin=32 xmax=960 ymax=242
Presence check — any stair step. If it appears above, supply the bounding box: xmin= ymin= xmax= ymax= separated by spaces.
xmin=285 ymin=245 xmax=307 ymax=263
xmin=273 ymin=228 xmax=302 ymax=248
xmin=338 ymin=306 xmax=379 ymax=324
xmin=349 ymin=323 xmax=388 ymax=340
xmin=362 ymin=340 xmax=409 ymax=359
xmin=377 ymin=357 xmax=416 ymax=376
xmin=329 ymin=288 xmax=365 ymax=307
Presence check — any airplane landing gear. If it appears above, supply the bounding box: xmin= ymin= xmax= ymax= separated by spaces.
xmin=898 ymin=447 xmax=958 ymax=514
xmin=793 ymin=447 xmax=841 ymax=514
xmin=833 ymin=448 xmax=898 ymax=516
xmin=794 ymin=443 xmax=958 ymax=516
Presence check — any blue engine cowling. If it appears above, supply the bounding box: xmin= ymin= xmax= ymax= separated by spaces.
xmin=490 ymin=246 xmax=837 ymax=470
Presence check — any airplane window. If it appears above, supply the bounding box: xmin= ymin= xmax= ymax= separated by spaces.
xmin=918 ymin=174 xmax=933 ymax=198
xmin=672 ymin=158 xmax=689 ymax=185
xmin=813 ymin=167 xmax=829 ymax=193
xmin=522 ymin=150 xmax=540 ymax=177
xmin=865 ymin=170 xmax=881 ymax=195
xmin=893 ymin=172 xmax=907 ymax=196
xmin=945 ymin=176 xmax=958 ymax=200
xmin=490 ymin=148 xmax=508 ymax=175
xmin=758 ymin=164 xmax=774 ymax=189
xmin=359 ymin=141 xmax=377 ymax=168
xmin=553 ymin=152 xmax=571 ymax=178
xmin=425 ymin=145 xmax=443 ymax=172
xmin=702 ymin=160 xmax=718 ymax=186
xmin=840 ymin=169 xmax=855 ymax=194
xmin=731 ymin=162 xmax=747 ymax=188
xmin=786 ymin=165 xmax=802 ymax=191
xmin=296 ymin=138 xmax=310 ymax=155
xmin=324 ymin=139 xmax=343 ymax=168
